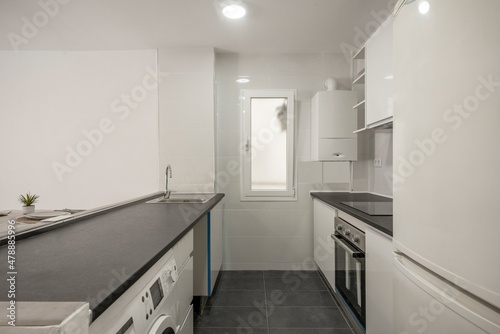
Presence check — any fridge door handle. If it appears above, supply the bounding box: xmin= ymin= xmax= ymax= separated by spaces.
xmin=393 ymin=253 xmax=500 ymax=333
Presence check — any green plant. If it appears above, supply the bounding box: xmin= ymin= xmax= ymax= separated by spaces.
xmin=19 ymin=192 xmax=39 ymax=206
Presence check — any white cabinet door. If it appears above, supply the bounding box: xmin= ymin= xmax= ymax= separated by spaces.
xmin=365 ymin=16 xmax=393 ymax=127
xmin=193 ymin=200 xmax=223 ymax=297
xmin=313 ymin=199 xmax=336 ymax=288
xmin=311 ymin=90 xmax=358 ymax=161
xmin=366 ymin=226 xmax=393 ymax=334
xmin=209 ymin=200 xmax=223 ymax=294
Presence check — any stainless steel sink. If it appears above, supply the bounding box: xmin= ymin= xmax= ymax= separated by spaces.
xmin=146 ymin=193 xmax=215 ymax=204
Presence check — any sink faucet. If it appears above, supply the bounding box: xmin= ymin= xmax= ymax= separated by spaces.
xmin=164 ymin=164 xmax=172 ymax=199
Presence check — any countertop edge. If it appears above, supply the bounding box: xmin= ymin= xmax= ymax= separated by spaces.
xmin=310 ymin=192 xmax=393 ymax=237
xmin=91 ymin=193 xmax=225 ymax=321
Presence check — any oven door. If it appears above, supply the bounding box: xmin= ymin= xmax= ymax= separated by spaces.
xmin=332 ymin=233 xmax=366 ymax=330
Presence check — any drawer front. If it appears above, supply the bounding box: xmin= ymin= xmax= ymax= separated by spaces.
xmin=318 ymin=139 xmax=357 ymax=161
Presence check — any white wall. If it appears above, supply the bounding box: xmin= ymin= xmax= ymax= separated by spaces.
xmin=215 ymin=52 xmax=352 ymax=270
xmin=158 ymin=48 xmax=215 ymax=194
xmin=0 ymin=50 xmax=159 ymax=210
xmin=354 ymin=129 xmax=393 ymax=197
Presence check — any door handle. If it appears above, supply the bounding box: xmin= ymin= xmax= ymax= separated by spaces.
xmin=331 ymin=234 xmax=364 ymax=258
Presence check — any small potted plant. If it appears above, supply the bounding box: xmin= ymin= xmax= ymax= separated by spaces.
xmin=19 ymin=192 xmax=39 ymax=215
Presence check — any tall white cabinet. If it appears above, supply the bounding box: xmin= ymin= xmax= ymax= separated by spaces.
xmin=365 ymin=17 xmax=393 ymax=127
xmin=313 ymin=199 xmax=337 ymax=288
xmin=365 ymin=226 xmax=393 ymax=334
xmin=353 ymin=16 xmax=394 ymax=130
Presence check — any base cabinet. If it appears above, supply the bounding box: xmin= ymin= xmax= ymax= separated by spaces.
xmin=193 ymin=201 xmax=223 ymax=297
xmin=366 ymin=226 xmax=393 ymax=334
xmin=313 ymin=199 xmax=336 ymax=288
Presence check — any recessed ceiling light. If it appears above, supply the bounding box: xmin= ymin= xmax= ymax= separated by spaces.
xmin=418 ymin=1 xmax=430 ymax=14
xmin=236 ymin=78 xmax=250 ymax=83
xmin=222 ymin=3 xmax=246 ymax=19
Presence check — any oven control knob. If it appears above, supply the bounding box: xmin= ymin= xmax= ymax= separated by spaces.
xmin=336 ymin=225 xmax=343 ymax=231
xmin=353 ymin=235 xmax=360 ymax=243
xmin=345 ymin=230 xmax=351 ymax=236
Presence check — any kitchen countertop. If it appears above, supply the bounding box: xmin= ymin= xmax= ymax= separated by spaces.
xmin=310 ymin=192 xmax=393 ymax=236
xmin=0 ymin=192 xmax=224 ymax=322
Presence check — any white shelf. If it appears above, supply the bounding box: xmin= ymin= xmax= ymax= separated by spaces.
xmin=353 ymin=72 xmax=365 ymax=84
xmin=353 ymin=100 xmax=365 ymax=110
xmin=353 ymin=47 xmax=365 ymax=60
xmin=353 ymin=127 xmax=367 ymax=134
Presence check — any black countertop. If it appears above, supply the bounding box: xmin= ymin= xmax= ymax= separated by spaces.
xmin=310 ymin=192 xmax=393 ymax=236
xmin=0 ymin=192 xmax=224 ymax=321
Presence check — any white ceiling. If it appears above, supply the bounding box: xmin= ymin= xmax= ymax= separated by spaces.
xmin=0 ymin=0 xmax=394 ymax=53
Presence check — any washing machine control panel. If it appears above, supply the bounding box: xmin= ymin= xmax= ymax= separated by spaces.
xmin=140 ymin=258 xmax=177 ymax=321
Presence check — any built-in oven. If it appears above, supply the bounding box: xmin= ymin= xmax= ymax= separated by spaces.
xmin=332 ymin=217 xmax=366 ymax=333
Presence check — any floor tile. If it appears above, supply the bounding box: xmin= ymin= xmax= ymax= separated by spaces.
xmin=220 ymin=271 xmax=265 ymax=278
xmin=217 ymin=276 xmax=265 ymax=291
xmin=269 ymin=329 xmax=353 ymax=334
xmin=207 ymin=290 xmax=266 ymax=307
xmin=266 ymin=290 xmax=337 ymax=307
xmin=195 ymin=328 xmax=268 ymax=334
xmin=264 ymin=270 xmax=319 ymax=278
xmin=268 ymin=306 xmax=350 ymax=329
xmin=265 ymin=275 xmax=327 ymax=291
xmin=194 ymin=306 xmax=268 ymax=328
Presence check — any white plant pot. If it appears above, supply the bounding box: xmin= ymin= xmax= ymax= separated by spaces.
xmin=22 ymin=205 xmax=35 ymax=215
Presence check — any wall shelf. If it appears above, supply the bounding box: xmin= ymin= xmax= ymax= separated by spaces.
xmin=353 ymin=47 xmax=365 ymax=60
xmin=353 ymin=71 xmax=365 ymax=85
xmin=353 ymin=100 xmax=365 ymax=110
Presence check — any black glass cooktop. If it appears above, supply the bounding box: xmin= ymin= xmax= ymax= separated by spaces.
xmin=341 ymin=201 xmax=393 ymax=216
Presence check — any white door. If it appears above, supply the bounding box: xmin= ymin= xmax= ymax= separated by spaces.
xmin=393 ymin=254 xmax=500 ymax=334
xmin=393 ymin=0 xmax=500 ymax=308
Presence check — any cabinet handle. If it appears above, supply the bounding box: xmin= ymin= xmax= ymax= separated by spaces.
xmin=331 ymin=233 xmax=364 ymax=258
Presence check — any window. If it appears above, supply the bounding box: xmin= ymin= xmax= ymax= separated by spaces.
xmin=241 ymin=89 xmax=296 ymax=201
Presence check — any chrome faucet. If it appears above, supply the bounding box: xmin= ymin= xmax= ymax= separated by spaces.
xmin=164 ymin=164 xmax=172 ymax=199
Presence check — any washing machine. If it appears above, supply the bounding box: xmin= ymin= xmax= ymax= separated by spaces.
xmin=90 ymin=231 xmax=194 ymax=334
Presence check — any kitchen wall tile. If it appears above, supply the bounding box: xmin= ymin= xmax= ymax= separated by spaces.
xmin=269 ymin=76 xmax=324 ymax=102
xmin=269 ymin=53 xmax=323 ymax=76
xmin=297 ymin=100 xmax=311 ymax=135
xmin=297 ymin=161 xmax=322 ymax=184
xmin=216 ymin=130 xmax=241 ymax=157
xmin=223 ymin=236 xmax=313 ymax=265
xmin=161 ymin=156 xmax=215 ymax=192
xmin=295 ymin=128 xmax=311 ymax=159
xmin=216 ymin=103 xmax=241 ymax=131
xmin=161 ymin=128 xmax=214 ymax=157
xmin=215 ymin=156 xmax=241 ymax=186
xmin=161 ymin=101 xmax=214 ymax=129
xmin=323 ymin=162 xmax=351 ymax=184
xmin=322 ymin=52 xmax=352 ymax=90
xmin=371 ymin=130 xmax=393 ymax=196
xmin=216 ymin=53 xmax=270 ymax=78
xmin=160 ymin=73 xmax=213 ymax=102
xmin=216 ymin=76 xmax=270 ymax=104
xmin=222 ymin=209 xmax=313 ymax=237
xmin=159 ymin=47 xmax=214 ymax=74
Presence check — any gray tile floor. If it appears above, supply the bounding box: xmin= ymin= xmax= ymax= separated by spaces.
xmin=194 ymin=270 xmax=354 ymax=334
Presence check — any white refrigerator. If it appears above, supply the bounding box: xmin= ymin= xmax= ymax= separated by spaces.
xmin=392 ymin=0 xmax=500 ymax=333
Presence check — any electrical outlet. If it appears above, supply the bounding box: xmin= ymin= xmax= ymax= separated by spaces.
xmin=374 ymin=158 xmax=382 ymax=167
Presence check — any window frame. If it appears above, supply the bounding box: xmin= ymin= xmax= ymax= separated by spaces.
xmin=240 ymin=89 xmax=297 ymax=201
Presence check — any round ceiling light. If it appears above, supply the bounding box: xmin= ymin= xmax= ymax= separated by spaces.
xmin=222 ymin=4 xmax=246 ymax=19
xmin=418 ymin=1 xmax=430 ymax=14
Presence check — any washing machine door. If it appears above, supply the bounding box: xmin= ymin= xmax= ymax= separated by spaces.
xmin=147 ymin=314 xmax=177 ymax=334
